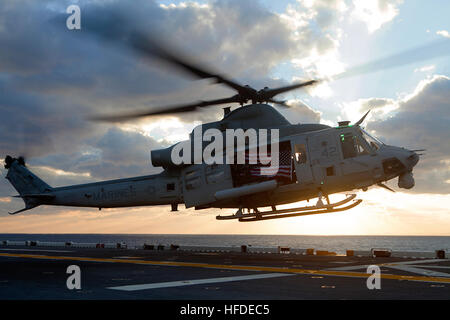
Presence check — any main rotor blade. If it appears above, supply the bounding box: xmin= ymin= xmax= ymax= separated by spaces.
xmin=82 ymin=14 xmax=254 ymax=96
xmin=334 ymin=39 xmax=450 ymax=80
xmin=264 ymin=80 xmax=318 ymax=98
xmin=128 ymin=32 xmax=254 ymax=95
xmin=89 ymin=96 xmax=240 ymax=122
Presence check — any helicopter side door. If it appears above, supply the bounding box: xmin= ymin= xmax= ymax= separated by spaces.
xmin=181 ymin=163 xmax=233 ymax=208
xmin=307 ymin=130 xmax=341 ymax=186
xmin=291 ymin=136 xmax=314 ymax=185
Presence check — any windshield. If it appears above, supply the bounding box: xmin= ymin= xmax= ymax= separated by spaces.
xmin=360 ymin=129 xmax=384 ymax=150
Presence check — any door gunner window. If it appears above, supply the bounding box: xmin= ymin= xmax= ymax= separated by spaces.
xmin=340 ymin=133 xmax=370 ymax=159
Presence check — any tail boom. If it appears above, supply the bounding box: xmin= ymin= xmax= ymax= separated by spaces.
xmin=4 ymin=155 xmax=181 ymax=214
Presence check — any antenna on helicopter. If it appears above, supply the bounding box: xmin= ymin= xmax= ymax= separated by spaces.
xmin=354 ymin=110 xmax=371 ymax=126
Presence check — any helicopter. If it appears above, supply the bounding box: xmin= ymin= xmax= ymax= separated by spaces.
xmin=3 ymin=28 xmax=423 ymax=222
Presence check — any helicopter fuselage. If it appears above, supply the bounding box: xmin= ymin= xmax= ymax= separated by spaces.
xmin=4 ymin=104 xmax=419 ymax=217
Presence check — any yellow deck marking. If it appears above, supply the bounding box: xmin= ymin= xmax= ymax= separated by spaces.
xmin=1 ymin=252 xmax=449 ymax=284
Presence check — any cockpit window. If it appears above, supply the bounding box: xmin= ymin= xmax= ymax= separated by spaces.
xmin=355 ymin=139 xmax=370 ymax=155
xmin=361 ymin=129 xmax=383 ymax=151
xmin=340 ymin=132 xmax=370 ymax=159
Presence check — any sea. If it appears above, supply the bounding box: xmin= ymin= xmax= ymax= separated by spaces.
xmin=0 ymin=234 xmax=449 ymax=254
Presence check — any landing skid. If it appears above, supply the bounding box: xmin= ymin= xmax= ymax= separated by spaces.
xmin=216 ymin=194 xmax=362 ymax=222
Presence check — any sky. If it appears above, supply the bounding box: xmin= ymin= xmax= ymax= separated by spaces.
xmin=0 ymin=0 xmax=449 ymax=235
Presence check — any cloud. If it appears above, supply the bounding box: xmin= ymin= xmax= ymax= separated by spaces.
xmin=32 ymin=127 xmax=164 ymax=183
xmin=341 ymin=97 xmax=398 ymax=123
xmin=437 ymin=30 xmax=450 ymax=39
xmin=365 ymin=75 xmax=450 ymax=194
xmin=0 ymin=77 xmax=100 ymax=158
xmin=351 ymin=0 xmax=403 ymax=33
xmin=414 ymin=65 xmax=435 ymax=73
xmin=281 ymin=99 xmax=322 ymax=123
xmin=282 ymin=0 xmax=347 ymax=78
xmin=80 ymin=127 xmax=163 ymax=179
xmin=283 ymin=0 xmax=403 ymax=80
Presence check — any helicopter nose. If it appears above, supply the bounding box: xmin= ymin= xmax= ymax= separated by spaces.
xmin=381 ymin=146 xmax=421 ymax=190
xmin=397 ymin=149 xmax=420 ymax=190
xmin=390 ymin=147 xmax=420 ymax=170
xmin=406 ymin=150 xmax=420 ymax=169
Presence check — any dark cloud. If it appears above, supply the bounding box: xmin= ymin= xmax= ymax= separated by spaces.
xmin=29 ymin=127 xmax=163 ymax=183
xmin=0 ymin=77 xmax=98 ymax=158
xmin=80 ymin=127 xmax=163 ymax=179
xmin=367 ymin=75 xmax=450 ymax=194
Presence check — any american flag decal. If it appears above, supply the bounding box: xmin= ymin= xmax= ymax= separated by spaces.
xmin=246 ymin=149 xmax=292 ymax=179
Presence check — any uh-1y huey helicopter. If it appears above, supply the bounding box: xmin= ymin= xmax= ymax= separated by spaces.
xmin=3 ymin=28 xmax=423 ymax=222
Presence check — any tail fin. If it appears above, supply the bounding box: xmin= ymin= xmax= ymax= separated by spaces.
xmin=4 ymin=156 xmax=54 ymax=214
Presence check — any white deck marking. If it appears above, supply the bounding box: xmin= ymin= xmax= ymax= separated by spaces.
xmin=412 ymin=265 xmax=450 ymax=269
xmin=387 ymin=265 xmax=450 ymax=278
xmin=107 ymin=273 xmax=295 ymax=291
xmin=385 ymin=259 xmax=448 ymax=265
xmin=384 ymin=259 xmax=450 ymax=277
xmin=326 ymin=259 xmax=450 ymax=278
